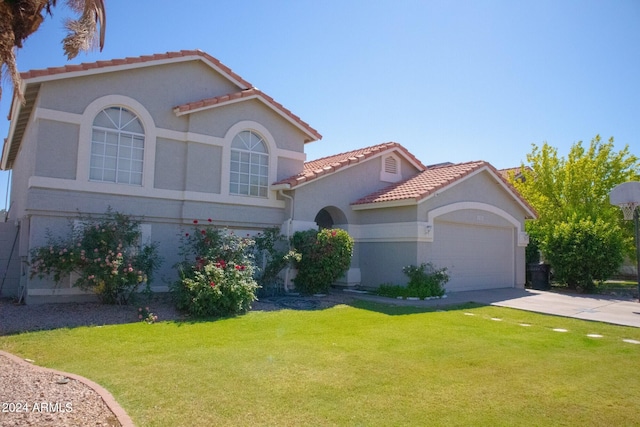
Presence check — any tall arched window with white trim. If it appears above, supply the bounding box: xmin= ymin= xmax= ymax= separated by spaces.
xmin=230 ymin=130 xmax=269 ymax=197
xmin=90 ymin=107 xmax=144 ymax=185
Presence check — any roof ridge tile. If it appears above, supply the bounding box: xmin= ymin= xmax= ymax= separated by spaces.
xmin=273 ymin=142 xmax=426 ymax=189
xmin=18 ymin=50 xmax=253 ymax=89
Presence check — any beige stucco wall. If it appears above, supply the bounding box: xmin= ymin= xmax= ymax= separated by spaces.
xmin=34 ymin=119 xmax=79 ymax=180
xmin=36 ymin=61 xmax=239 ymax=132
xmin=8 ymin=58 xmax=315 ymax=301
xmin=154 ymin=138 xmax=187 ymax=191
xmin=416 ymin=170 xmax=528 ymax=226
xmin=292 ymin=154 xmax=422 ymax=225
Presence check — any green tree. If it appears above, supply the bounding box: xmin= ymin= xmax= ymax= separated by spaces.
xmin=544 ymin=215 xmax=625 ymax=291
xmin=511 ymin=135 xmax=639 ymax=290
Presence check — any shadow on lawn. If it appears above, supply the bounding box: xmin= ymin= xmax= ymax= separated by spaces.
xmin=347 ymin=299 xmax=483 ymax=315
xmin=1 ymin=289 xmax=508 ymax=335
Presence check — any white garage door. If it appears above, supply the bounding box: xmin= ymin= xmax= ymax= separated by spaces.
xmin=430 ymin=220 xmax=514 ymax=292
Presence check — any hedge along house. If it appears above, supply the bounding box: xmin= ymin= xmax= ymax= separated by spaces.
xmin=0 ymin=50 xmax=535 ymax=303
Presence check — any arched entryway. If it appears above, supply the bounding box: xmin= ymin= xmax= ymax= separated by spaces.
xmin=312 ymin=206 xmax=360 ymax=287
xmin=314 ymin=206 xmax=348 ymax=229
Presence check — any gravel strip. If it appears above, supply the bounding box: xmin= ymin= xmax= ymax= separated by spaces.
xmin=0 ymin=292 xmax=354 ymax=427
xmin=0 ymin=352 xmax=123 ymax=426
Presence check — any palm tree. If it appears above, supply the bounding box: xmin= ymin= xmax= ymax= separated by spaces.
xmin=0 ymin=0 xmax=106 ymax=102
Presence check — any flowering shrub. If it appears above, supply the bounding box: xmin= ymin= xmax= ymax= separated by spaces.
xmin=291 ymin=228 xmax=354 ymax=295
xmin=138 ymin=306 xmax=158 ymax=324
xmin=376 ymin=263 xmax=448 ymax=299
xmin=171 ymin=220 xmax=259 ymax=317
xmin=29 ymin=210 xmax=162 ymax=304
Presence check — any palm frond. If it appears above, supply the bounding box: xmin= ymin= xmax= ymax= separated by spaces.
xmin=62 ymin=0 xmax=106 ymax=59
xmin=0 ymin=0 xmax=107 ymax=102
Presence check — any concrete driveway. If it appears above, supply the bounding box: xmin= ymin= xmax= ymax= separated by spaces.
xmin=346 ymin=288 xmax=640 ymax=328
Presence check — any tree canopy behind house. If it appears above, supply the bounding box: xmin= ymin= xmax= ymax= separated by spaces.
xmin=509 ymin=135 xmax=639 ymax=290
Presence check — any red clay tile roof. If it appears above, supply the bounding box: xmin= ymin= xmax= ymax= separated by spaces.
xmin=498 ymin=166 xmax=532 ymax=179
xmin=352 ymin=161 xmax=487 ymax=205
xmin=273 ymin=142 xmax=426 ymax=188
xmin=19 ymin=49 xmax=253 ymax=88
xmin=3 ymin=50 xmax=321 ymax=169
xmin=173 ymin=87 xmax=321 ymax=142
xmin=352 ymin=160 xmax=537 ymax=217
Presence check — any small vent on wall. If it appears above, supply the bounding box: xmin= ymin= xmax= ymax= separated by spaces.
xmin=384 ymin=156 xmax=398 ymax=174
xmin=380 ymin=154 xmax=402 ymax=183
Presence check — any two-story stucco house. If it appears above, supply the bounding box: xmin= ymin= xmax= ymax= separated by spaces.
xmin=0 ymin=50 xmax=536 ymax=303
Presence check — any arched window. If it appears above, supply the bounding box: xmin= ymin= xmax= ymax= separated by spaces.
xmin=90 ymin=107 xmax=144 ymax=185
xmin=230 ymin=130 xmax=269 ymax=197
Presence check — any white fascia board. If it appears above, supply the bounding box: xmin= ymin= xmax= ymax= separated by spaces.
xmin=413 ymin=165 xmax=536 ymax=218
xmin=289 ymin=149 xmax=416 ymax=192
xmin=1 ymin=84 xmax=31 ymax=170
xmin=489 ymin=170 xmax=537 ymax=219
xmin=174 ymin=94 xmax=319 ymax=143
xmin=351 ymin=198 xmax=417 ymax=211
xmin=172 ymin=95 xmax=256 ymax=117
xmin=22 ymin=55 xmax=250 ymax=88
xmin=271 ymin=183 xmax=292 ymax=191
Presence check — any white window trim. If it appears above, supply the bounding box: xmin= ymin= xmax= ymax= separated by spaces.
xmin=77 ymin=95 xmax=157 ymax=189
xmin=221 ymin=121 xmax=277 ymax=200
xmin=230 ymin=130 xmax=270 ymax=197
xmin=380 ymin=153 xmax=402 ymax=183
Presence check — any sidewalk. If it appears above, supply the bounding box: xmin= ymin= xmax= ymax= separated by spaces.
xmin=344 ymin=287 xmax=640 ymax=328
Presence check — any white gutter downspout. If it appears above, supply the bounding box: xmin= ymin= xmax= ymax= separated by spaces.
xmin=278 ymin=189 xmax=294 ymax=292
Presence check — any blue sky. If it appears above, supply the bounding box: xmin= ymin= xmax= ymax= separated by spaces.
xmin=1 ymin=0 xmax=639 ymax=208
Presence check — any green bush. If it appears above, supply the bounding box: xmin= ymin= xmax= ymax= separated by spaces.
xmin=253 ymin=227 xmax=300 ymax=297
xmin=542 ymin=215 xmax=625 ymax=291
xmin=291 ymin=228 xmax=354 ymax=294
xmin=29 ymin=209 xmax=162 ymax=304
xmin=171 ymin=221 xmax=259 ymax=317
xmin=376 ymin=263 xmax=448 ymax=299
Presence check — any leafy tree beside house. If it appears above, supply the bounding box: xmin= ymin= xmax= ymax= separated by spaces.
xmin=509 ymin=135 xmax=639 ymax=291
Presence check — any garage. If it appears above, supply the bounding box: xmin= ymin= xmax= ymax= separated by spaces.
xmin=430 ymin=219 xmax=515 ymax=292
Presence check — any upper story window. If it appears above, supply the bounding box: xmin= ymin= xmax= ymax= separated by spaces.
xmin=90 ymin=107 xmax=144 ymax=185
xmin=230 ymin=130 xmax=269 ymax=197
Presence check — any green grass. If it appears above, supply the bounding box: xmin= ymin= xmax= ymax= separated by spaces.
xmin=2 ymin=302 xmax=640 ymax=426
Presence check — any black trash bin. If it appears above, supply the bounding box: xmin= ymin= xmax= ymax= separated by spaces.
xmin=527 ymin=263 xmax=550 ymax=290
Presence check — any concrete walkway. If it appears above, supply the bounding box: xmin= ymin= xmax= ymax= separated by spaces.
xmin=345 ymin=288 xmax=640 ymax=328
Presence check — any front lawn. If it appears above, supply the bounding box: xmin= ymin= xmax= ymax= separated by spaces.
xmin=1 ymin=302 xmax=640 ymax=426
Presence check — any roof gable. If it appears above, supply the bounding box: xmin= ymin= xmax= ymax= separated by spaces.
xmin=173 ymin=87 xmax=321 ymax=142
xmin=17 ymin=50 xmax=252 ymax=89
xmin=273 ymin=142 xmax=426 ymax=189
xmin=352 ymin=161 xmax=537 ymax=218
xmin=2 ymin=50 xmax=321 ymax=169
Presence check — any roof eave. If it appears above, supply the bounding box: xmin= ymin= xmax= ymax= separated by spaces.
xmin=19 ymin=51 xmax=253 ymax=90
xmin=173 ymin=92 xmax=321 ymax=143
xmin=271 ymin=183 xmax=292 ymax=191
xmin=351 ymin=198 xmax=418 ymax=211
xmin=283 ymin=143 xmax=426 ymax=191
xmin=1 ymin=81 xmax=31 ymax=170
